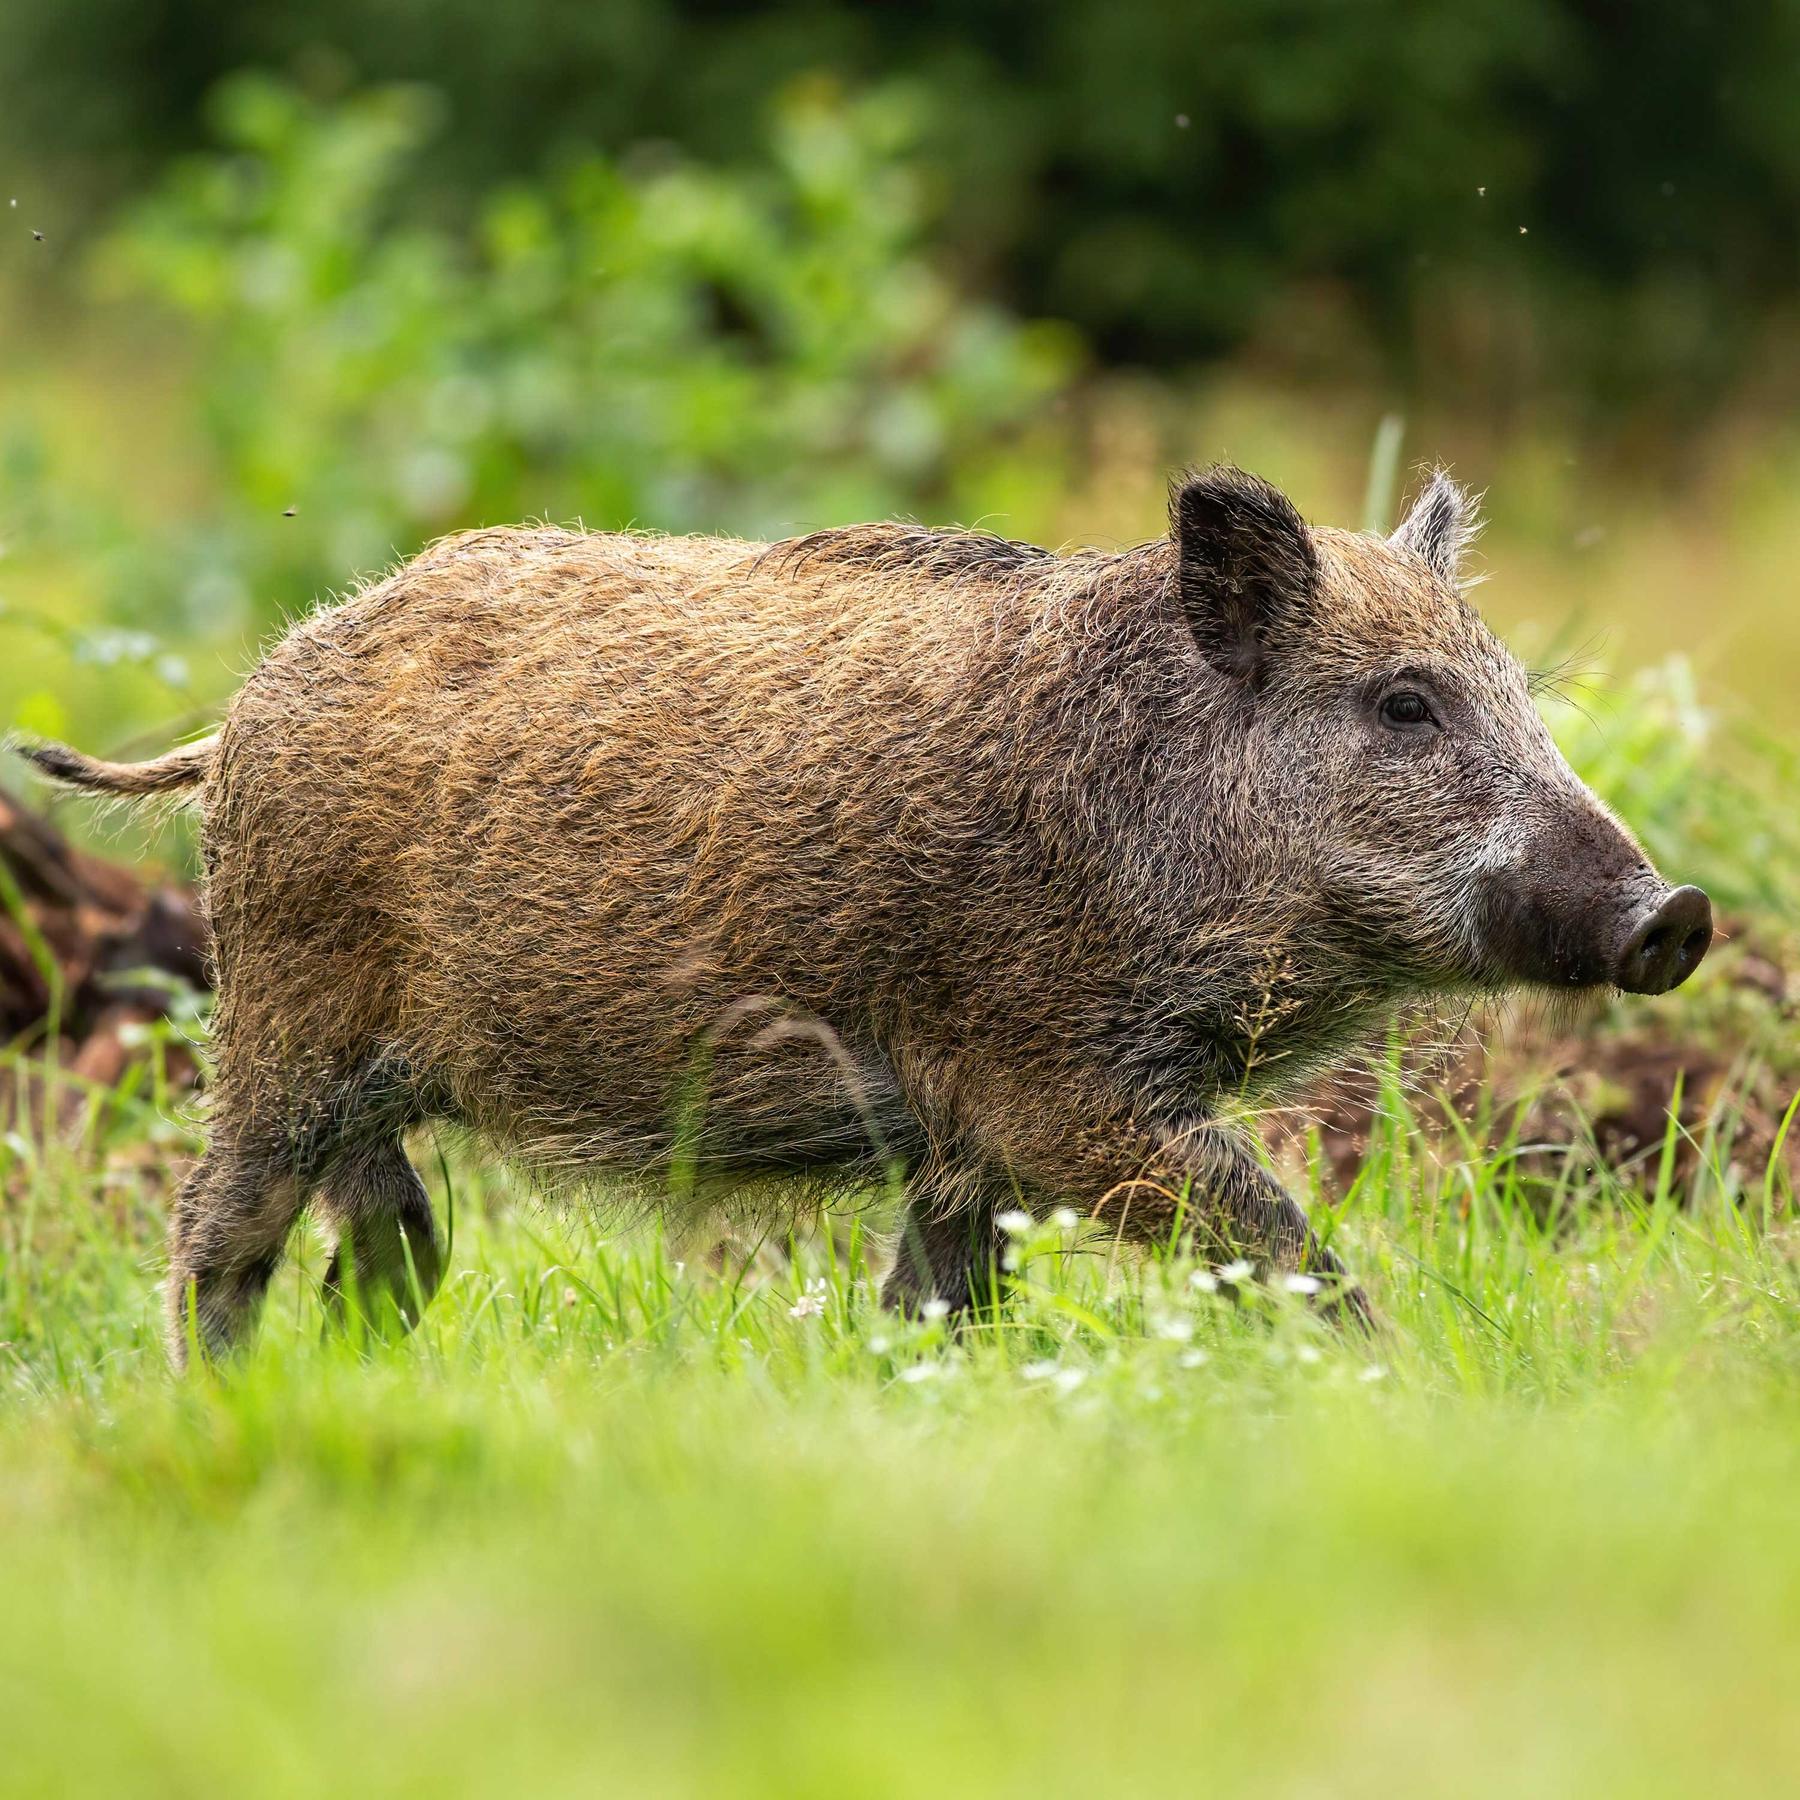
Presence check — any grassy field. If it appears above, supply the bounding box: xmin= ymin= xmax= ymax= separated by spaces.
xmin=4 ymin=1080 xmax=1800 ymax=1797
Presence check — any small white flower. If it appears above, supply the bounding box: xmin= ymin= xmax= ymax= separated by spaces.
xmin=1282 ymin=1273 xmax=1323 ymax=1296
xmin=1022 ymin=1359 xmax=1060 ymax=1381
xmin=1219 ymin=1259 xmax=1256 ymax=1284
xmin=1052 ymin=1207 xmax=1080 ymax=1231
xmin=788 ymin=1293 xmax=825 ymax=1320
xmin=1296 ymin=1344 xmax=1322 ymax=1365
xmin=1178 ymin=1348 xmax=1210 ymax=1369
xmin=1053 ymin=1367 xmax=1087 ymax=1395
xmin=921 ymin=1298 xmax=951 ymax=1322
xmin=1188 ymin=1269 xmax=1219 ymax=1294
xmin=899 ymin=1362 xmax=939 ymax=1383
xmin=868 ymin=1335 xmax=891 ymax=1355
xmin=1155 ymin=1316 xmax=1194 ymax=1343
xmin=1359 ymin=1364 xmax=1388 ymax=1383
xmin=995 ymin=1209 xmax=1034 ymax=1236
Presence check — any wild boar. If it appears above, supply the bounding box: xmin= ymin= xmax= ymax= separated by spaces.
xmin=23 ymin=467 xmax=1712 ymax=1362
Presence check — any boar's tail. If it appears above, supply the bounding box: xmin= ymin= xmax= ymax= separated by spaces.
xmin=15 ymin=731 xmax=219 ymax=798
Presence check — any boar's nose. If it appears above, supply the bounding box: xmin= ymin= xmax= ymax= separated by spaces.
xmin=1616 ymin=886 xmax=1713 ymax=994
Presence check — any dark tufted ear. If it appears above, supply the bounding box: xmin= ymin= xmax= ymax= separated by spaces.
xmin=1391 ymin=469 xmax=1480 ymax=586
xmin=1170 ymin=466 xmax=1318 ymax=685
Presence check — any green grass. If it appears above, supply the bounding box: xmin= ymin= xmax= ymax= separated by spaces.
xmin=3 ymin=1059 xmax=1799 ymax=1797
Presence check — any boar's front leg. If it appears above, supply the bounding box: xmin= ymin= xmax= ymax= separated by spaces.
xmin=1104 ymin=1119 xmax=1370 ymax=1324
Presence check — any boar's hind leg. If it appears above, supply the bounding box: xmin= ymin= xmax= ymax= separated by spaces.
xmin=165 ymin=1128 xmax=309 ymax=1367
xmin=881 ymin=1159 xmax=1006 ymax=1319
xmin=317 ymin=1138 xmax=443 ymax=1341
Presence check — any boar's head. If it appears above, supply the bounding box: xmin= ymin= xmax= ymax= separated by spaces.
xmin=1171 ymin=466 xmax=1711 ymax=1000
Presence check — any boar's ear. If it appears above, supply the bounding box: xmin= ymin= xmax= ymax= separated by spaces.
xmin=1170 ymin=466 xmax=1317 ymax=685
xmin=1391 ymin=469 xmax=1480 ymax=586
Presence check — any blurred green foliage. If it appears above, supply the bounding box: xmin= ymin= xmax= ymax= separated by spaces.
xmin=0 ymin=74 xmax=1074 ymax=745
xmin=103 ymin=73 xmax=1074 ymax=541
xmin=101 ymin=72 xmax=1072 ymax=605
xmin=3 ymin=0 xmax=1797 ymax=413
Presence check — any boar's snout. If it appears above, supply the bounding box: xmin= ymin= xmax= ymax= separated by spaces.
xmin=1614 ymin=884 xmax=1713 ymax=995
xmin=1476 ymin=799 xmax=1713 ymax=997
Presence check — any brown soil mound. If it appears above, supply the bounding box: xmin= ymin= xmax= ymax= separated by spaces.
xmin=0 ymin=793 xmax=206 ymax=1131
xmin=1276 ymin=921 xmax=1797 ymax=1204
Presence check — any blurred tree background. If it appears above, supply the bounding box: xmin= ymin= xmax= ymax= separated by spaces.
xmin=7 ymin=0 xmax=1796 ymax=416
xmin=2 ymin=0 xmax=1798 ymax=770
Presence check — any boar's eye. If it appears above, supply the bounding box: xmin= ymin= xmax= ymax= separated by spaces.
xmin=1378 ymin=689 xmax=1437 ymax=732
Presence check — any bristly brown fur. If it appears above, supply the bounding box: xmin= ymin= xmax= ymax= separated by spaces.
xmin=757 ymin=521 xmax=1056 ymax=582
xmin=37 ymin=469 xmax=1681 ymax=1363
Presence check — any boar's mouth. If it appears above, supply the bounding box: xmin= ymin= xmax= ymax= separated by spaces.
xmin=1476 ymin=863 xmax=1714 ymax=996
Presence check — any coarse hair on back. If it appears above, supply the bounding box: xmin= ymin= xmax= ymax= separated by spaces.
xmin=756 ymin=521 xmax=1058 ymax=585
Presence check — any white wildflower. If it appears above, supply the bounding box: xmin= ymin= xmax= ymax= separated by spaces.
xmin=1219 ymin=1259 xmax=1255 ymax=1284
xmin=1188 ymin=1269 xmax=1219 ymax=1294
xmin=788 ymin=1292 xmax=825 ymax=1320
xmin=1052 ymin=1207 xmax=1080 ymax=1231
xmin=995 ymin=1209 xmax=1034 ymax=1236
xmin=921 ymin=1298 xmax=951 ymax=1322
xmin=1282 ymin=1273 xmax=1323 ymax=1296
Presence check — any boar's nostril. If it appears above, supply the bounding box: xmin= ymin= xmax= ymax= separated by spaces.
xmin=1616 ymin=885 xmax=1713 ymax=995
